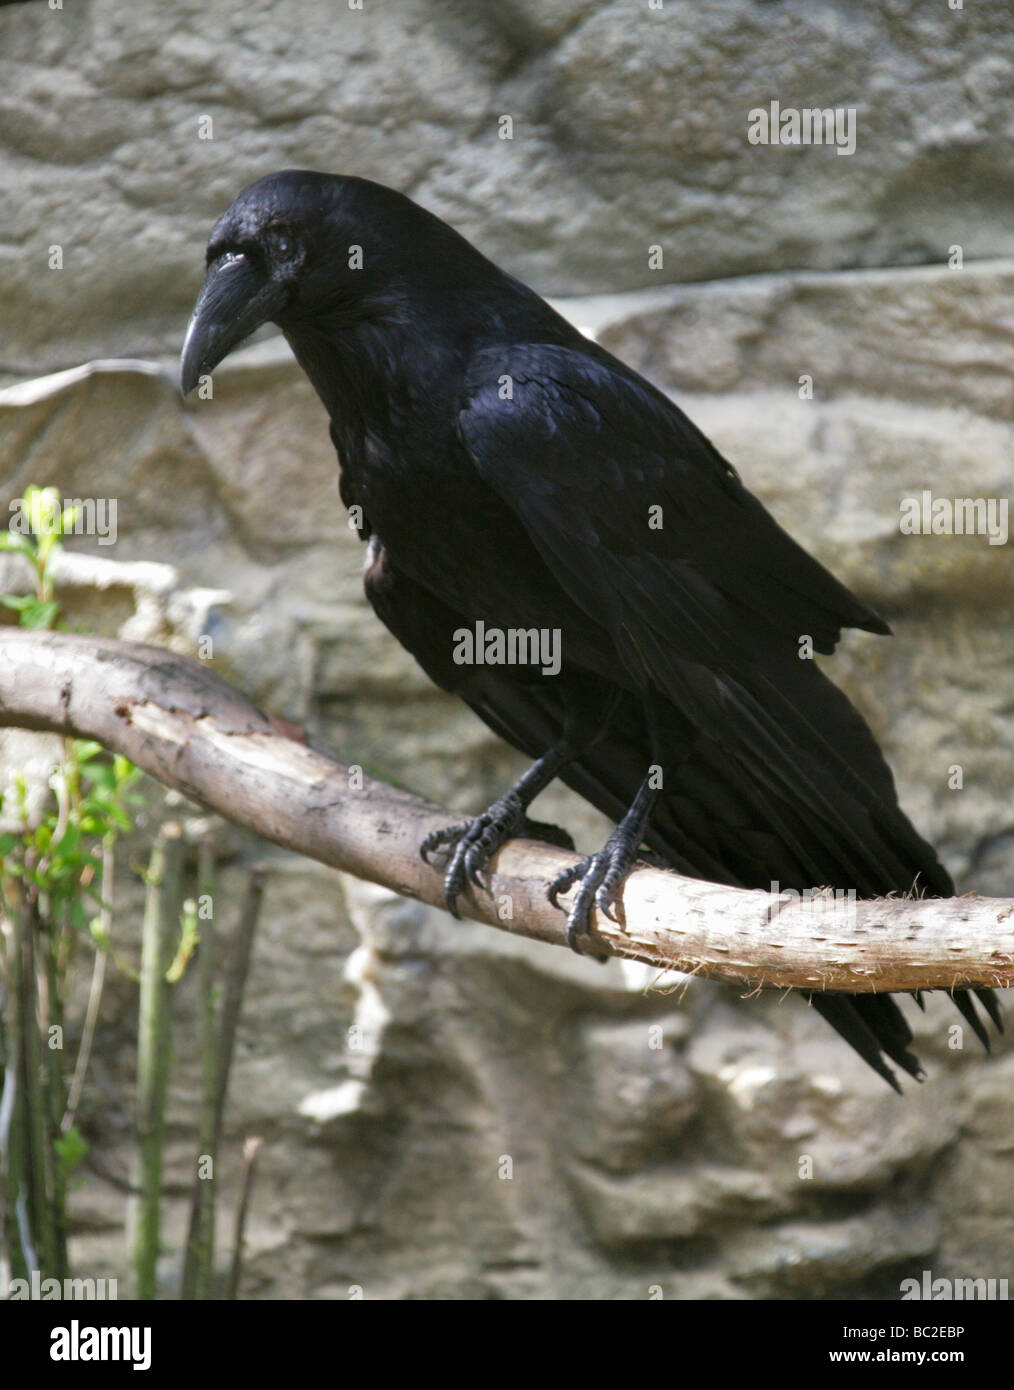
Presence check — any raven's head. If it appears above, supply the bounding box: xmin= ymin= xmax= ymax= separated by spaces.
xmin=181 ymin=169 xmax=475 ymax=396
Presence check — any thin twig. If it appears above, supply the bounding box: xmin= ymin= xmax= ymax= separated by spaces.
xmin=0 ymin=914 xmax=26 ymax=1292
xmin=126 ymin=823 xmax=184 ymax=1300
xmin=181 ymin=837 xmax=219 ymax=1301
xmin=62 ymin=836 xmax=113 ymax=1131
xmin=226 ymin=1135 xmax=263 ymax=1301
xmin=14 ymin=894 xmax=57 ymax=1277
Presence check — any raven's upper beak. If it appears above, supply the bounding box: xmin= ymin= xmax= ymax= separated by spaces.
xmin=180 ymin=252 xmax=289 ymax=395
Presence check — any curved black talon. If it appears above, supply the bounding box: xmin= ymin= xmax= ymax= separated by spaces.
xmin=420 ymin=821 xmax=471 ymax=866
xmin=548 ymin=837 xmax=635 ymax=953
xmin=419 ymin=792 xmax=526 ymax=917
xmin=547 ymin=862 xmax=583 ymax=913
xmin=420 ymin=735 xmax=585 ymax=918
xmin=548 ymin=769 xmax=658 ymax=952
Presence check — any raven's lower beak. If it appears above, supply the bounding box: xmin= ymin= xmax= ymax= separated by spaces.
xmin=180 ymin=252 xmax=289 ymax=395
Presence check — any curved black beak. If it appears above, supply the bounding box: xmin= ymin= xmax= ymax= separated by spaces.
xmin=180 ymin=252 xmax=289 ymax=395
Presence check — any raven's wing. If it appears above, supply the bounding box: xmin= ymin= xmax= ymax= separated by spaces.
xmin=456 ymin=342 xmax=999 ymax=1080
xmin=461 ymin=344 xmax=890 ymax=657
xmin=457 ymin=344 xmax=923 ymax=889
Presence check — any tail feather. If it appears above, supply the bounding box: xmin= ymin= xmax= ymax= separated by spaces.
xmin=809 ymin=995 xmax=905 ymax=1093
xmin=952 ymin=989 xmax=992 ymax=1052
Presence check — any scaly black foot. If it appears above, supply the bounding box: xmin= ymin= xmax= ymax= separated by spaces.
xmin=420 ymin=791 xmax=530 ymax=917
xmin=548 ymin=829 xmax=643 ymax=953
xmin=547 ymin=769 xmax=658 ymax=953
xmin=421 ymin=737 xmax=583 ymax=917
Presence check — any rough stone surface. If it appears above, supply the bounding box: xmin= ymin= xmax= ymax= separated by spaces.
xmin=0 ymin=0 xmax=1011 ymax=1302
xmin=6 ymin=0 xmax=1014 ymax=371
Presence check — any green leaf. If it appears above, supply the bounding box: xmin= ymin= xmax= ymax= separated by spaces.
xmin=82 ymin=764 xmax=117 ymax=792
xmin=104 ymin=805 xmax=133 ymax=832
xmin=25 ymin=486 xmax=64 ymax=537
xmin=74 ymin=741 xmax=106 ymax=763
xmin=54 ymin=825 xmax=82 ymax=858
xmin=18 ymin=598 xmax=61 ymax=630
xmin=54 ymin=1127 xmax=89 ymax=1177
xmin=113 ymin=755 xmax=138 ymax=784
xmin=89 ymin=918 xmax=111 ymax=951
xmin=0 ymin=533 xmax=35 ymax=557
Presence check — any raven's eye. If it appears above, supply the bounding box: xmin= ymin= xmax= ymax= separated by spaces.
xmin=266 ymin=226 xmax=298 ymax=260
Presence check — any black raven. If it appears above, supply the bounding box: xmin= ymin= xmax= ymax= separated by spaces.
xmin=181 ymin=170 xmax=1000 ymax=1089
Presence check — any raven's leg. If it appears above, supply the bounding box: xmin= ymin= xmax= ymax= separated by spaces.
xmin=421 ymin=736 xmax=580 ymax=917
xmin=421 ymin=683 xmax=624 ymax=917
xmin=547 ymin=689 xmax=665 ymax=953
xmin=547 ymin=771 xmax=659 ymax=952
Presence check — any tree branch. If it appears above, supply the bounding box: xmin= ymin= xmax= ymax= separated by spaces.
xmin=0 ymin=629 xmax=1011 ymax=993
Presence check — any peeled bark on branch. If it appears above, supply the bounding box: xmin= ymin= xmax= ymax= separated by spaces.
xmin=0 ymin=629 xmax=1011 ymax=994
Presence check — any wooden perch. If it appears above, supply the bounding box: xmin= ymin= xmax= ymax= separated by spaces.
xmin=0 ymin=629 xmax=1011 ymax=993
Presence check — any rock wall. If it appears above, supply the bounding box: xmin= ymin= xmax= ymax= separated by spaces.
xmin=6 ymin=0 xmax=1014 ymax=373
xmin=1 ymin=0 xmax=1011 ymax=1299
